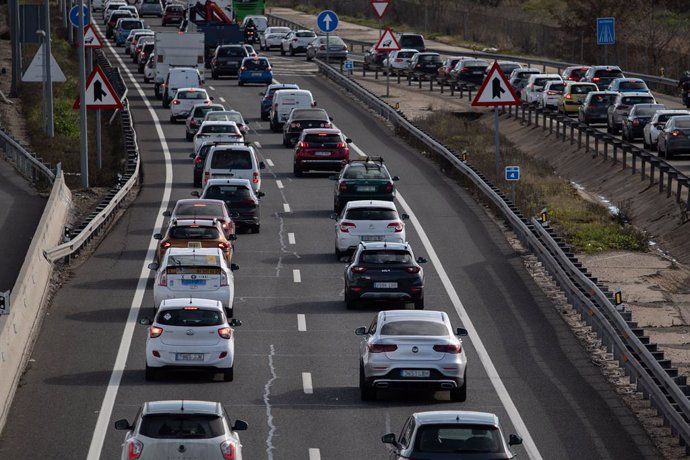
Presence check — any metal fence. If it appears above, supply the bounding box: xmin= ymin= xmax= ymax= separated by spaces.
xmin=0 ymin=127 xmax=56 ymax=185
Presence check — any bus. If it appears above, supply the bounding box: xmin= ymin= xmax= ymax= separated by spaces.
xmin=232 ymin=0 xmax=265 ymax=21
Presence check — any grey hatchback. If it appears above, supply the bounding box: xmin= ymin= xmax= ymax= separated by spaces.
xmin=138 ymin=0 xmax=163 ymax=17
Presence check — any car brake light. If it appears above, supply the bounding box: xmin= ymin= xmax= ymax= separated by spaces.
xmin=406 ymin=266 xmax=421 ymax=273
xmin=220 ymin=271 xmax=228 ymax=286
xmin=351 ymin=266 xmax=367 ymax=273
xmin=252 ymin=172 xmax=259 ymax=184
xmin=671 ymin=130 xmax=684 ymax=137
xmin=320 ymin=122 xmax=331 ymax=128
xmin=339 ymin=222 xmax=356 ymax=232
xmin=240 ymin=66 xmax=246 ymax=71
xmin=383 ymin=183 xmax=393 ymax=193
xmin=298 ymin=141 xmax=309 ymax=148
xmin=127 ymin=438 xmax=144 ymax=459
xmin=218 ymin=327 xmax=232 ymax=339
xmin=368 ymin=343 xmax=397 ymax=353
xmin=433 ymin=344 xmax=462 ymax=353
xmin=592 ymin=77 xmax=600 ymax=82
xmin=460 ymin=67 xmax=470 ymax=73
xmin=546 ymin=90 xmax=558 ymax=96
xmin=632 ymin=118 xmax=640 ymax=127
xmin=564 ymin=93 xmax=572 ymax=100
xmin=387 ymin=221 xmax=403 ymax=232
xmin=220 ymin=440 xmax=235 ymax=459
xmin=150 ymin=326 xmax=163 ymax=338
xmin=161 ymin=241 xmax=172 ymax=249
xmin=394 ymin=58 xmax=402 ymax=62
xmin=336 ymin=143 xmax=346 ymax=148
xmin=339 ymin=183 xmax=348 ymax=192
xmin=218 ymin=242 xmax=230 ymax=250
xmin=158 ymin=271 xmax=167 ymax=286
xmin=172 ymin=100 xmax=180 ymax=105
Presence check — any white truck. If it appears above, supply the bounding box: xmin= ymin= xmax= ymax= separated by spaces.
xmin=153 ymin=32 xmax=205 ymax=99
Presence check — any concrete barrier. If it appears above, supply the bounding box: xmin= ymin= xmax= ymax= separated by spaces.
xmin=0 ymin=171 xmax=72 ymax=433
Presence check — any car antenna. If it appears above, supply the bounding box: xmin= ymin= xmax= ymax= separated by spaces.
xmin=181 ymin=400 xmax=185 ymax=412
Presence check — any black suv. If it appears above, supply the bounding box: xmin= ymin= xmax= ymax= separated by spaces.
xmin=407 ymin=52 xmax=442 ymax=76
xmin=396 ymin=32 xmax=425 ymax=52
xmin=211 ymin=45 xmax=249 ymax=79
xmin=282 ymin=108 xmax=332 ymax=147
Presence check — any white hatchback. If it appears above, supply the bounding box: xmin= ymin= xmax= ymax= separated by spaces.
xmin=522 ymin=73 xmax=563 ymax=105
xmin=170 ymin=87 xmax=212 ymax=123
xmin=332 ymin=200 xmax=408 ymax=255
xmin=193 ymin=120 xmax=244 ymax=152
xmin=142 ymin=298 xmax=240 ymax=381
xmin=149 ymin=247 xmax=238 ymax=316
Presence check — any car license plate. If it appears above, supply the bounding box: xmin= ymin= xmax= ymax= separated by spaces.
xmin=361 ymin=235 xmax=383 ymax=242
xmin=181 ymin=278 xmax=206 ymax=286
xmin=315 ymin=151 xmax=331 ymax=156
xmin=374 ymin=282 xmax=397 ymax=289
xmin=357 ymin=186 xmax=376 ymax=192
xmin=252 ymin=72 xmax=263 ymax=77
xmin=188 ymin=242 xmax=202 ymax=248
xmin=176 ymin=353 xmax=204 ymax=362
xmin=401 ymin=369 xmax=430 ymax=378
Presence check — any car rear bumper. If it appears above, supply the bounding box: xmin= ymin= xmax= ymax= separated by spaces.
xmin=363 ymin=368 xmax=464 ymax=389
xmin=667 ymin=139 xmax=690 ymax=153
xmin=336 ymin=194 xmax=395 ymax=207
xmin=337 ymin=234 xmax=404 ymax=251
xmin=296 ymin=159 xmax=346 ymax=171
xmin=146 ymin=344 xmax=234 ymax=368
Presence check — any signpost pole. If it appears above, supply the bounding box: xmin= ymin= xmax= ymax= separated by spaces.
xmin=326 ymin=32 xmax=330 ymax=65
xmin=494 ymin=107 xmax=500 ymax=178
xmin=512 ymin=182 xmax=516 ymax=205
xmin=78 ymin=3 xmax=89 ymax=188
xmin=96 ymin=109 xmax=102 ymax=169
xmin=44 ymin=0 xmax=54 ymax=137
xmin=386 ymin=60 xmax=391 ymax=97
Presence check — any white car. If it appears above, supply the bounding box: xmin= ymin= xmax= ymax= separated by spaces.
xmin=203 ymin=110 xmax=249 ymax=134
xmin=521 ymin=73 xmax=562 ymax=105
xmin=114 ymin=400 xmax=248 ymax=460
xmin=356 ymin=310 xmax=469 ymax=401
xmin=142 ymin=298 xmax=240 ymax=381
xmin=333 ymin=200 xmax=408 ymax=255
xmin=382 ymin=49 xmax=419 ymax=72
xmin=127 ymin=29 xmax=154 ymax=56
xmin=193 ymin=120 xmax=244 ymax=153
xmin=169 ymin=87 xmax=212 ymax=123
xmin=143 ymin=53 xmax=156 ymax=83
xmin=280 ymin=29 xmax=317 ymax=55
xmin=540 ymin=80 xmax=565 ymax=110
xmin=149 ymin=247 xmax=238 ymax=316
xmin=643 ymin=109 xmax=690 ymax=151
xmin=260 ymin=26 xmax=291 ymax=50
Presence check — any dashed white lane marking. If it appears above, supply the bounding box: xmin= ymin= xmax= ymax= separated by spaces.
xmin=208 ymin=85 xmax=215 ymax=91
xmin=219 ymin=96 xmax=226 ymax=103
xmin=283 ymin=203 xmax=291 ymax=213
xmin=276 ymin=179 xmax=284 ymax=189
xmin=308 ymin=448 xmax=321 ymax=460
xmin=302 ymin=372 xmax=313 ymax=394
xmin=293 ymin=269 xmax=301 ymax=283
xmin=266 ymin=158 xmax=274 ymax=167
xmin=254 ymin=141 xmax=263 ymax=148
xmin=297 ymin=314 xmax=307 ymax=331
xmin=288 ymin=232 xmax=296 ymax=244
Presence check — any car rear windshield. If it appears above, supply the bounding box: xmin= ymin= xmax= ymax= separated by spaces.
xmin=399 ymin=36 xmax=424 ymax=47
xmin=303 ymin=133 xmax=341 ymax=144
xmin=211 ymin=150 xmax=252 ymax=169
xmin=500 ymin=63 xmax=521 ymax=74
xmin=218 ymin=47 xmax=246 ymax=57
xmin=380 ymin=320 xmax=448 ymax=336
xmin=200 ymin=124 xmax=240 ymax=134
xmin=167 ymin=5 xmax=183 ymax=12
xmin=620 ymin=81 xmax=647 ymax=90
xmin=463 ymin=60 xmax=487 ymax=68
xmin=548 ymin=83 xmax=565 ymax=92
xmin=178 ymin=91 xmax=207 ymax=100
xmin=139 ymin=414 xmax=225 ymax=439
xmin=360 ymin=250 xmax=412 ymax=264
xmin=175 ymin=202 xmax=224 ymax=216
xmin=270 ymin=27 xmax=290 ymax=34
xmin=622 ymin=96 xmax=655 ymax=105
xmin=203 ymin=185 xmax=252 ymax=200
xmin=567 ymin=68 xmax=588 ymax=78
xmin=156 ymin=308 xmax=224 ymax=326
xmin=418 ymin=54 xmax=441 ymax=63
xmin=634 ymin=105 xmax=665 ymax=117
xmin=166 ymin=254 xmax=220 ymax=267
xmin=675 ymin=119 xmax=690 ymax=129
xmin=194 ymin=106 xmax=221 ymax=118
xmin=533 ymin=77 xmax=558 ymax=87
xmin=570 ymin=84 xmax=595 ymax=94
xmin=343 ymin=166 xmax=388 ymax=179
xmin=121 ymin=20 xmax=143 ymax=30
xmin=169 ymin=226 xmax=220 ymax=240
xmin=143 ymin=43 xmax=154 ymax=52
xmin=244 ymin=59 xmax=270 ymax=70
xmin=296 ymin=31 xmax=316 ymax=38
xmin=659 ymin=114 xmax=687 ymax=123
xmin=414 ymin=424 xmax=501 ymax=453
xmin=345 ymin=208 xmax=398 ymax=220
xmin=291 ymin=110 xmax=328 ymax=120
xmin=589 ymin=94 xmax=617 ymax=105
xmin=399 ymin=51 xmax=417 ymax=59
xmin=594 ymin=69 xmax=623 ymax=78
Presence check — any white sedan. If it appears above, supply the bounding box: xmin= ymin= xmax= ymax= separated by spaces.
xmin=193 ymin=120 xmax=244 ymax=153
xmin=170 ymin=87 xmax=212 ymax=123
xmin=148 ymin=247 xmax=238 ymax=316
xmin=332 ymin=200 xmax=407 ymax=257
xmin=142 ymin=298 xmax=241 ymax=381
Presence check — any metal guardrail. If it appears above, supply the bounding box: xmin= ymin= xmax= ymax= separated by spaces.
xmin=313 ymin=57 xmax=690 ymax=453
xmin=43 ymin=49 xmax=140 ymax=263
xmin=0 ymin=127 xmax=56 ymax=184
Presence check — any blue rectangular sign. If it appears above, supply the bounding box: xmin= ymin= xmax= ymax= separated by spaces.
xmin=505 ymin=166 xmax=520 ymax=181
xmin=343 ymin=60 xmax=354 ymax=71
xmin=597 ymin=17 xmax=615 ymax=45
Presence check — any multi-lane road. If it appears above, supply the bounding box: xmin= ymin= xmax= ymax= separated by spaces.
xmin=0 ymin=17 xmax=663 ymax=459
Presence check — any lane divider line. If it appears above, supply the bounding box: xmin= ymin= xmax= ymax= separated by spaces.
xmin=208 ymin=85 xmax=215 ymax=91
xmin=297 ymin=314 xmax=307 ymax=332
xmin=265 ymin=158 xmax=274 ymax=167
xmin=293 ymin=269 xmax=301 ymax=283
xmin=276 ymin=179 xmax=284 ymax=189
xmin=308 ymin=448 xmax=321 ymax=460
xmin=219 ymin=96 xmax=226 ymax=103
xmin=283 ymin=203 xmax=291 ymax=213
xmin=302 ymin=372 xmax=313 ymax=394
xmin=288 ymin=232 xmax=296 ymax=245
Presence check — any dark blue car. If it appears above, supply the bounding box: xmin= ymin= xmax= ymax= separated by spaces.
xmin=260 ymin=83 xmax=299 ymax=120
xmin=238 ymin=57 xmax=273 ymax=86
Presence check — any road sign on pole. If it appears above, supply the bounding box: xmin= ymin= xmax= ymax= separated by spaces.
xmin=73 ymin=64 xmax=123 ymax=110
xmin=69 ymin=5 xmax=90 ymax=28
xmin=374 ymin=27 xmax=400 ymax=52
xmin=505 ymin=166 xmax=520 ymax=181
xmin=316 ymin=10 xmax=339 ymax=33
xmin=83 ymin=24 xmax=103 ymax=49
xmin=0 ymin=290 xmax=10 ymax=315
xmin=597 ymin=17 xmax=615 ymax=45
xmin=370 ymin=0 xmax=389 ymax=19
xmin=471 ymin=61 xmax=519 ymax=107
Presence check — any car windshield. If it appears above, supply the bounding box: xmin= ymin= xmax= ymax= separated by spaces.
xmin=169 ymin=226 xmax=220 ymax=240
xmin=139 ymin=414 xmax=225 ymax=439
xmin=210 ymin=151 xmax=252 ymax=169
xmin=303 ymin=133 xmax=341 ymax=144
xmin=156 ymin=308 xmax=224 ymax=326
xmin=620 ymin=81 xmax=647 ymax=90
xmin=380 ymin=320 xmax=448 ymax=336
xmin=345 ymin=208 xmax=398 ymax=220
xmin=244 ymin=59 xmax=269 ymax=70
xmin=343 ymin=165 xmax=388 ymax=179
xmin=203 ymin=185 xmax=252 ymax=200
xmin=297 ymin=31 xmax=316 ymax=38
xmin=178 ymin=91 xmax=207 ymax=100
xmin=360 ymin=250 xmax=412 ymax=264
xmin=622 ymin=97 xmax=654 ymax=105
xmin=201 ymin=124 xmax=239 ymax=134
xmin=414 ymin=424 xmax=502 ymax=453
xmin=166 ymin=254 xmax=220 ymax=267
xmin=175 ymin=202 xmax=224 ymax=216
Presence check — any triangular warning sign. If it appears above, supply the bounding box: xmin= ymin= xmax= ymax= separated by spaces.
xmin=374 ymin=27 xmax=400 ymax=52
xmin=22 ymin=44 xmax=66 ymax=83
xmin=73 ymin=64 xmax=123 ymax=110
xmin=83 ymin=24 xmax=103 ymax=49
xmin=370 ymin=1 xmax=389 ymax=19
xmin=471 ymin=61 xmax=520 ymax=107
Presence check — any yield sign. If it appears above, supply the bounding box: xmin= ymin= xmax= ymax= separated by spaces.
xmin=83 ymin=24 xmax=103 ymax=49
xmin=370 ymin=1 xmax=389 ymax=19
xmin=471 ymin=61 xmax=520 ymax=106
xmin=374 ymin=27 xmax=400 ymax=52
xmin=73 ymin=64 xmax=123 ymax=110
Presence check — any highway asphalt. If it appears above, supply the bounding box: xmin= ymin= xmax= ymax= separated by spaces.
xmin=0 ymin=18 xmax=662 ymax=460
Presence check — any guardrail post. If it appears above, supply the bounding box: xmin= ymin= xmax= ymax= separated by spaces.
xmin=668 ymin=171 xmax=676 ymax=198
xmin=650 ymin=158 xmax=659 ymax=186
xmin=375 ymin=68 xmax=379 ymax=80
xmin=677 ymin=178 xmax=687 ymax=204
xmin=659 ymin=165 xmax=669 ymax=193
xmin=418 ymin=75 xmax=422 ymax=89
xmin=429 ymin=77 xmax=433 ymax=92
xmin=570 ymin=124 xmax=575 ymax=145
xmin=612 ymin=141 xmax=619 ymax=163
xmin=593 ymin=133 xmax=599 ymax=157
xmin=521 ymin=105 xmax=526 ymax=124
xmin=578 ymin=127 xmax=582 ymax=149
xmin=450 ymin=81 xmax=455 ymax=96
xmin=585 ymin=129 xmax=591 ymax=154
xmin=548 ymin=114 xmax=553 ymax=134
xmin=440 ymin=78 xmax=444 ymax=94
xmin=397 ymin=72 xmax=401 ymax=85
xmin=622 ymin=146 xmax=631 ymax=169
xmin=468 ymin=86 xmax=473 ymax=101
xmin=407 ymin=73 xmax=412 ymax=86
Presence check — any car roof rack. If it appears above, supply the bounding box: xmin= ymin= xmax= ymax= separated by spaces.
xmin=348 ymin=156 xmax=384 ymax=167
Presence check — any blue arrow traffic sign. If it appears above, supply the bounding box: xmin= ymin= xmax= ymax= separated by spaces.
xmin=69 ymin=5 xmax=90 ymax=28
xmin=597 ymin=17 xmax=615 ymax=45
xmin=505 ymin=166 xmax=520 ymax=181
xmin=316 ymin=10 xmax=339 ymax=33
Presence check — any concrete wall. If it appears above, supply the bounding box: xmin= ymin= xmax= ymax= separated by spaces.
xmin=0 ymin=171 xmax=72 ymax=433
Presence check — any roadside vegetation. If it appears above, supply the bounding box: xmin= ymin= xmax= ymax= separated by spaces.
xmin=415 ymin=111 xmax=647 ymax=254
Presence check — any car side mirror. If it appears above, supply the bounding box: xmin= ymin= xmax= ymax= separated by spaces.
xmin=416 ymin=256 xmax=427 ymax=264
xmin=258 ymin=191 xmax=266 ymax=198
xmin=232 ymin=420 xmax=248 ymax=431
xmin=162 ymin=210 xmax=171 ymax=217
xmin=329 ymin=116 xmax=333 ymax=121
xmin=189 ymin=153 xmax=196 ymax=159
xmin=228 ymin=234 xmax=238 ymax=241
xmin=401 ymin=213 xmax=409 ymax=220
xmin=355 ymin=326 xmax=367 ymax=335
xmin=210 ymin=96 xmax=214 ymax=100
xmin=139 ymin=317 xmax=152 ymax=326
xmin=392 ymin=175 xmax=400 ymax=181
xmin=509 ymin=434 xmax=523 ymax=446
xmin=345 ymin=138 xmax=352 ymax=144
xmin=456 ymin=327 xmax=468 ymax=336
xmin=330 ymin=212 xmax=338 ymax=220
xmin=114 ymin=419 xmax=132 ymax=431
xmin=381 ymin=433 xmax=397 ymax=445
xmin=230 ymin=263 xmax=240 ymax=271
xmin=329 ymin=175 xmax=338 ymax=180
xmin=259 ymin=161 xmax=266 ymax=169
xmin=153 ymin=233 xmax=163 ymax=240
xmin=230 ymin=318 xmax=242 ymax=327
xmin=230 ymin=211 xmax=240 ymax=218
xmin=148 ymin=262 xmax=159 ymax=271
xmin=191 ymin=191 xmax=200 ymax=197
xmin=259 ymin=91 xmax=265 ymax=95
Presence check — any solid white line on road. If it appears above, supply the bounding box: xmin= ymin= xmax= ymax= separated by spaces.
xmin=293 ymin=269 xmax=301 ymax=283
xmin=302 ymin=372 xmax=313 ymax=394
xmin=264 ymin=344 xmax=278 ymax=460
xmin=288 ymin=232 xmax=296 ymax=244
xmin=297 ymin=314 xmax=307 ymax=331
xmin=87 ymin=22 xmax=173 ymax=460
xmin=276 ymin=179 xmax=284 ymax=189
xmin=308 ymin=448 xmax=321 ymax=460
xmin=266 ymin=158 xmax=274 ymax=167
xmin=219 ymin=96 xmax=226 ymax=103
xmin=208 ymin=85 xmax=215 ymax=91
xmin=283 ymin=203 xmax=291 ymax=213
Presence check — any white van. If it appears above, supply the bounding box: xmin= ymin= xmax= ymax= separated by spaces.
xmin=269 ymin=89 xmax=315 ymax=132
xmin=203 ymin=144 xmax=266 ymax=192
xmin=162 ymin=67 xmax=203 ymax=108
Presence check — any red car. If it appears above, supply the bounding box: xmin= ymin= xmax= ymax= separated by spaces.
xmin=161 ymin=3 xmax=185 ymax=26
xmin=293 ymin=128 xmax=351 ymax=177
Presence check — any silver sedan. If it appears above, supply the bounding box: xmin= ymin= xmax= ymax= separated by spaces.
xmin=305 ymin=36 xmax=348 ymax=61
xmin=356 ymin=309 xmax=468 ymax=401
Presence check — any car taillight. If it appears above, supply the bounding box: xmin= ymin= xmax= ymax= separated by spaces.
xmin=191 ymin=120 xmax=199 ymax=127
xmin=204 ymin=100 xmax=211 ymax=105
xmin=671 ymin=130 xmax=684 ymax=137
xmin=172 ymin=100 xmax=180 ymax=105
xmin=387 ymin=221 xmax=403 ymax=232
xmin=592 ymin=77 xmax=600 ymax=82
xmin=339 ymin=183 xmax=348 ymax=192
xmin=161 ymin=241 xmax=172 ymax=249
xmin=339 ymin=222 xmax=356 ymax=232
xmin=127 ymin=438 xmax=144 ymax=459
xmin=460 ymin=67 xmax=470 ymax=73
xmin=298 ymin=141 xmax=309 ymax=148
xmin=240 ymin=66 xmax=246 ymax=71
xmin=406 ymin=266 xmax=421 ymax=273
xmin=220 ymin=271 xmax=228 ymax=286
xmin=335 ymin=143 xmax=346 ymax=148
xmin=150 ymin=326 xmax=163 ymax=338
xmin=240 ymin=198 xmax=258 ymax=206
xmin=383 ymin=183 xmax=393 ymax=193
xmin=218 ymin=327 xmax=232 ymax=339
xmin=546 ymin=90 xmax=558 ymax=96
xmin=394 ymin=58 xmax=402 ymax=62
xmin=158 ymin=271 xmax=167 ymax=286
xmin=220 ymin=440 xmax=235 ymax=459
xmin=351 ymin=266 xmax=367 ymax=273
xmin=218 ymin=242 xmax=230 ymax=250
xmin=632 ymin=118 xmax=640 ymax=127
xmin=292 ymin=38 xmax=298 ymax=42
xmin=564 ymin=93 xmax=572 ymax=100
xmin=433 ymin=344 xmax=462 ymax=353
xmin=252 ymin=171 xmax=259 ymax=184
xmin=368 ymin=343 xmax=397 ymax=353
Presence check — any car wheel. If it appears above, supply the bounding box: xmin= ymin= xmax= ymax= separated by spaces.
xmin=163 ymin=99 xmax=170 ymax=109
xmin=143 ymin=76 xmax=149 ymax=83
xmin=293 ymin=164 xmax=302 ymax=177
xmin=194 ymin=177 xmax=201 ymax=188
xmin=185 ymin=131 xmax=193 ymax=141
xmin=280 ymin=46 xmax=285 ymax=56
xmin=154 ymin=85 xmax=160 ymax=99
xmin=306 ymin=54 xmax=313 ymax=61
xmin=650 ymin=140 xmax=657 ymax=152
xmin=290 ymin=46 xmax=295 ymax=56
xmin=169 ymin=115 xmax=175 ymax=123
xmin=345 ymin=292 xmax=357 ymax=310
xmin=643 ymin=137 xmax=649 ymax=149
xmin=261 ymin=113 xmax=268 ymax=121
xmin=414 ymin=297 xmax=424 ymax=310
xmin=225 ymin=307 xmax=233 ymax=318
xmin=222 ymin=366 xmax=234 ymax=382
xmin=212 ymin=71 xmax=218 ymax=80
xmin=282 ymin=136 xmax=289 ymax=147
xmin=238 ymin=80 xmax=244 ymax=86
xmin=251 ymin=224 xmax=261 ymax=234
xmin=359 ymin=364 xmax=376 ymax=401
xmin=145 ymin=365 xmax=158 ymax=381
xmin=450 ymin=371 xmax=467 ymax=402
